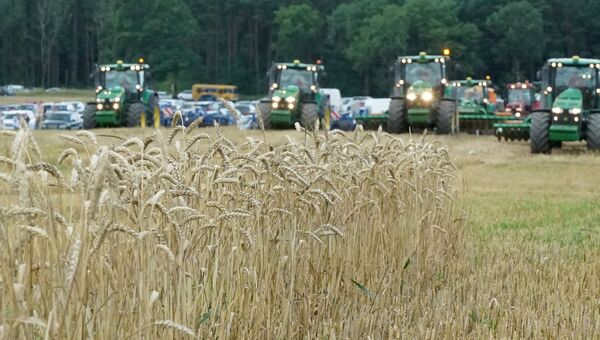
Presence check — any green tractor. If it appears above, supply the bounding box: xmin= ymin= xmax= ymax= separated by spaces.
xmin=83 ymin=59 xmax=158 ymax=129
xmin=258 ymin=60 xmax=328 ymax=130
xmin=530 ymin=56 xmax=600 ymax=153
xmin=449 ymin=77 xmax=506 ymax=134
xmin=387 ymin=51 xmax=455 ymax=134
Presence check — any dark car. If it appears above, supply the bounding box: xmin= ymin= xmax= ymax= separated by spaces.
xmin=41 ymin=111 xmax=82 ymax=129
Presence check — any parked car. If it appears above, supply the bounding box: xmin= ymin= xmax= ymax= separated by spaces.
xmin=235 ymin=103 xmax=258 ymax=129
xmin=177 ymin=90 xmax=193 ymax=101
xmin=157 ymin=91 xmax=172 ymax=100
xmin=202 ymin=101 xmax=236 ymax=126
xmin=40 ymin=111 xmax=82 ymax=129
xmin=1 ymin=110 xmax=36 ymax=130
xmin=179 ymin=102 xmax=205 ymax=127
xmin=0 ymin=86 xmax=15 ymax=96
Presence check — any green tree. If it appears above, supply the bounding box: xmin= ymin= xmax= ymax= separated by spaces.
xmin=273 ymin=4 xmax=322 ymax=62
xmin=486 ymin=1 xmax=544 ymax=81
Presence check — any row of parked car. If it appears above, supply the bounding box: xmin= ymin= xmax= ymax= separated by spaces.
xmin=0 ymin=101 xmax=85 ymax=130
xmin=159 ymin=98 xmax=259 ymax=129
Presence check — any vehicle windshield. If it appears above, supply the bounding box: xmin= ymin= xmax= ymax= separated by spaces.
xmin=236 ymin=105 xmax=251 ymax=115
xmin=47 ymin=113 xmax=71 ymax=121
xmin=554 ymin=66 xmax=596 ymax=107
xmin=456 ymin=85 xmax=484 ymax=103
xmin=104 ymin=70 xmax=139 ymax=91
xmin=405 ymin=62 xmax=442 ymax=85
xmin=279 ymin=68 xmax=314 ymax=91
xmin=508 ymin=89 xmax=532 ymax=105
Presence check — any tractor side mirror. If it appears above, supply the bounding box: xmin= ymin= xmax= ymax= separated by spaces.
xmin=535 ymin=70 xmax=542 ymax=81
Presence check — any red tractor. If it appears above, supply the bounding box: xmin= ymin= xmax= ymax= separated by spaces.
xmin=504 ymin=81 xmax=539 ymax=119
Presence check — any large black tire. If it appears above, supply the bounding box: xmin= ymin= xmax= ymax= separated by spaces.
xmin=301 ymin=103 xmax=319 ymax=131
xmin=83 ymin=104 xmax=97 ymax=129
xmin=530 ymin=111 xmax=551 ymax=154
xmin=587 ymin=113 xmax=600 ymax=151
xmin=387 ymin=98 xmax=407 ymax=133
xmin=436 ymin=100 xmax=455 ymax=135
xmin=258 ymin=102 xmax=272 ymax=129
xmin=126 ymin=103 xmax=147 ymax=127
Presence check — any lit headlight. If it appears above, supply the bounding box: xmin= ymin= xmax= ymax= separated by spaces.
xmin=272 ymin=102 xmax=278 ymax=109
xmin=551 ymin=107 xmax=563 ymax=114
xmin=110 ymin=97 xmax=121 ymax=103
xmin=272 ymin=96 xmax=281 ymax=102
xmin=96 ymin=85 xmax=103 ymax=93
xmin=285 ymin=97 xmax=296 ymax=103
xmin=483 ymin=98 xmax=489 ymax=104
xmin=506 ymin=107 xmax=512 ymax=112
xmin=113 ymin=103 xmax=120 ymax=110
xmin=310 ymin=85 xmax=317 ymax=92
xmin=516 ymin=107 xmax=522 ymax=112
xmin=421 ymin=91 xmax=433 ymax=101
xmin=569 ymin=108 xmax=581 ymax=114
xmin=407 ymin=93 xmax=417 ymax=101
xmin=515 ymin=112 xmax=521 ymax=118
xmin=136 ymin=84 xmax=143 ymax=91
xmin=288 ymin=103 xmax=295 ymax=110
xmin=96 ymin=104 xmax=103 ymax=110
xmin=96 ymin=98 xmax=102 ymax=103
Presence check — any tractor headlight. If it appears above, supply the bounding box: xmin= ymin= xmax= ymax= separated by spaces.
xmin=272 ymin=96 xmax=281 ymax=102
xmin=96 ymin=85 xmax=103 ymax=93
xmin=515 ymin=112 xmax=521 ymax=118
xmin=272 ymin=102 xmax=278 ymax=109
xmin=96 ymin=104 xmax=103 ymax=110
xmin=551 ymin=107 xmax=563 ymax=114
xmin=569 ymin=108 xmax=581 ymax=114
xmin=96 ymin=98 xmax=102 ymax=103
xmin=483 ymin=98 xmax=489 ymax=104
xmin=516 ymin=107 xmax=522 ymax=112
xmin=421 ymin=91 xmax=433 ymax=101
xmin=506 ymin=107 xmax=512 ymax=112
xmin=136 ymin=84 xmax=143 ymax=92
xmin=285 ymin=97 xmax=296 ymax=103
xmin=113 ymin=103 xmax=120 ymax=110
xmin=288 ymin=103 xmax=295 ymax=110
xmin=407 ymin=93 xmax=417 ymax=101
xmin=110 ymin=97 xmax=120 ymax=103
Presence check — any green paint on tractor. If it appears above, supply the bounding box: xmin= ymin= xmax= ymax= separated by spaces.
xmin=258 ymin=61 xmax=328 ymax=130
xmin=448 ymin=78 xmax=507 ymax=133
xmin=83 ymin=59 xmax=158 ymax=129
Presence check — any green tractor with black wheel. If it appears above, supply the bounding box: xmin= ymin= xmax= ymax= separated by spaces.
xmin=258 ymin=60 xmax=328 ymax=130
xmin=83 ymin=59 xmax=158 ymax=129
xmin=530 ymin=56 xmax=600 ymax=153
xmin=448 ymin=77 xmax=505 ymax=134
xmin=386 ymin=51 xmax=455 ymax=134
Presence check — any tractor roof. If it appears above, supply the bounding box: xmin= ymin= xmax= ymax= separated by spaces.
xmin=396 ymin=52 xmax=448 ymax=63
xmin=507 ymin=82 xmax=535 ymax=89
xmin=98 ymin=60 xmax=149 ymax=71
xmin=547 ymin=56 xmax=600 ymax=66
xmin=275 ymin=60 xmax=324 ymax=71
xmin=451 ymin=79 xmax=492 ymax=87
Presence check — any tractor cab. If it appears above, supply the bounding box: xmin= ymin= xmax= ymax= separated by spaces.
xmin=268 ymin=60 xmax=323 ymax=105
xmin=506 ymin=82 xmax=537 ymax=118
xmin=95 ymin=60 xmax=149 ymax=105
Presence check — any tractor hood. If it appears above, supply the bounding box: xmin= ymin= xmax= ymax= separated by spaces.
xmin=97 ymin=86 xmax=126 ymax=101
xmin=458 ymin=99 xmax=486 ymax=114
xmin=273 ymin=85 xmax=300 ymax=101
xmin=553 ymin=88 xmax=582 ymax=110
xmin=409 ymin=80 xmax=433 ymax=94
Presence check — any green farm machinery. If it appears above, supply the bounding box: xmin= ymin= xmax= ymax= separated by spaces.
xmin=385 ymin=51 xmax=455 ymax=134
xmin=448 ymin=77 xmax=506 ymax=134
xmin=83 ymin=59 xmax=158 ymax=128
xmin=258 ymin=60 xmax=329 ymax=130
xmin=529 ymin=56 xmax=600 ymax=153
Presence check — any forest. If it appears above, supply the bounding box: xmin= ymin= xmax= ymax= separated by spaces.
xmin=0 ymin=0 xmax=598 ymax=96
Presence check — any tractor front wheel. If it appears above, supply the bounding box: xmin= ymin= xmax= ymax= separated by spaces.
xmin=83 ymin=104 xmax=97 ymax=129
xmin=387 ymin=99 xmax=407 ymax=133
xmin=436 ymin=100 xmax=455 ymax=135
xmin=530 ymin=111 xmax=551 ymax=154
xmin=126 ymin=103 xmax=149 ymax=127
xmin=258 ymin=102 xmax=272 ymax=129
xmin=301 ymin=103 xmax=319 ymax=131
xmin=587 ymin=113 xmax=600 ymax=151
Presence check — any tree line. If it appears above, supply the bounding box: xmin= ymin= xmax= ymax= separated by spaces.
xmin=0 ymin=0 xmax=599 ymax=97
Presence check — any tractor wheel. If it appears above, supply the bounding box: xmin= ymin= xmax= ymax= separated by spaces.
xmin=530 ymin=111 xmax=551 ymax=154
xmin=386 ymin=99 xmax=407 ymax=133
xmin=586 ymin=113 xmax=600 ymax=151
xmin=258 ymin=102 xmax=272 ymax=129
xmin=436 ymin=100 xmax=455 ymax=135
xmin=83 ymin=104 xmax=97 ymax=129
xmin=126 ymin=103 xmax=147 ymax=127
xmin=301 ymin=103 xmax=319 ymax=131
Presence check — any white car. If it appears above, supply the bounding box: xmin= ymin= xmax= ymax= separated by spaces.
xmin=1 ymin=110 xmax=36 ymax=130
xmin=177 ymin=90 xmax=193 ymax=101
xmin=157 ymin=91 xmax=172 ymax=100
xmin=320 ymin=88 xmax=342 ymax=114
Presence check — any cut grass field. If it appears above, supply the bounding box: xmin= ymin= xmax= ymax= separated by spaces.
xmin=1 ymin=125 xmax=599 ymax=338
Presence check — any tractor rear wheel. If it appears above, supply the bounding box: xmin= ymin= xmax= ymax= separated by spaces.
xmin=301 ymin=103 xmax=319 ymax=131
xmin=258 ymin=102 xmax=272 ymax=129
xmin=83 ymin=104 xmax=97 ymax=129
xmin=126 ymin=103 xmax=147 ymax=127
xmin=586 ymin=113 xmax=600 ymax=151
xmin=387 ymin=99 xmax=407 ymax=133
xmin=530 ymin=111 xmax=551 ymax=154
xmin=436 ymin=100 xmax=455 ymax=135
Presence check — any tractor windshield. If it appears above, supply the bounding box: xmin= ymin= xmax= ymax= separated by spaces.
xmin=405 ymin=62 xmax=442 ymax=86
xmin=279 ymin=68 xmax=315 ymax=91
xmin=104 ymin=70 xmax=139 ymax=92
xmin=554 ymin=66 xmax=596 ymax=107
xmin=508 ymin=89 xmax=532 ymax=105
xmin=456 ymin=86 xmax=484 ymax=103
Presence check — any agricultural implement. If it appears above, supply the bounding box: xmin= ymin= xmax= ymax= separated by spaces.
xmin=258 ymin=60 xmax=329 ymax=130
xmin=448 ymin=77 xmax=505 ymax=134
xmin=83 ymin=59 xmax=158 ymax=128
xmin=529 ymin=56 xmax=600 ymax=153
xmin=384 ymin=51 xmax=455 ymax=134
xmin=494 ymin=82 xmax=538 ymax=141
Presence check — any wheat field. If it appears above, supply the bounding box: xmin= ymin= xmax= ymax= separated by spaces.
xmin=1 ymin=123 xmax=599 ymax=339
